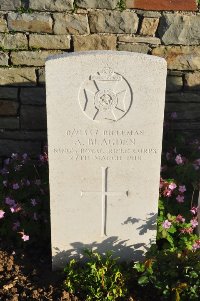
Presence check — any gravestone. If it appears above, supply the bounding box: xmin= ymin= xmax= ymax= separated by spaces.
xmin=45 ymin=51 xmax=167 ymax=269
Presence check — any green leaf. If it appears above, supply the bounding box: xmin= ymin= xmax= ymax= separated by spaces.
xmin=138 ymin=275 xmax=149 ymax=285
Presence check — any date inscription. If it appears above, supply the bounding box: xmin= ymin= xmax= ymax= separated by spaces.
xmin=50 ymin=128 xmax=158 ymax=161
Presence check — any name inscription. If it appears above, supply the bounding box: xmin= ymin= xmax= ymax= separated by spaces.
xmin=51 ymin=128 xmax=159 ymax=161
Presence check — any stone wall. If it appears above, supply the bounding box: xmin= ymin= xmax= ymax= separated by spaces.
xmin=0 ymin=0 xmax=200 ymax=158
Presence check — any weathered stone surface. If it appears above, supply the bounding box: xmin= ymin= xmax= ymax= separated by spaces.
xmin=140 ymin=18 xmax=159 ymax=36
xmin=166 ymin=76 xmax=183 ymax=92
xmin=0 ymin=52 xmax=8 ymax=66
xmin=159 ymin=14 xmax=200 ymax=45
xmin=0 ymin=0 xmax=21 ymax=10
xmin=54 ymin=13 xmax=89 ymax=35
xmin=76 ymin=0 xmax=118 ymax=9
xmin=0 ymin=87 xmax=18 ymax=99
xmin=118 ymin=35 xmax=160 ymax=45
xmin=29 ymin=34 xmax=70 ymax=49
xmin=0 ymin=68 xmax=36 ymax=86
xmin=126 ymin=0 xmax=197 ymax=11
xmin=0 ymin=117 xmax=19 ymax=129
xmin=74 ymin=34 xmax=116 ymax=51
xmin=21 ymin=105 xmax=47 ymax=129
xmin=0 ymin=140 xmax=41 ymax=157
xmin=20 ymin=87 xmax=46 ymax=105
xmin=167 ymin=70 xmax=183 ymax=76
xmin=118 ymin=43 xmax=149 ymax=53
xmin=36 ymin=68 xmax=45 ymax=85
xmin=0 ymin=100 xmax=19 ymax=116
xmin=166 ymin=92 xmax=200 ymax=103
xmin=46 ymin=51 xmax=167 ymax=268
xmin=29 ymin=0 xmax=73 ymax=11
xmin=185 ymin=72 xmax=200 ymax=90
xmin=0 ymin=33 xmax=28 ymax=50
xmin=152 ymin=46 xmax=200 ymax=70
xmin=11 ymin=51 xmax=61 ymax=66
xmin=0 ymin=130 xmax=47 ymax=141
xmin=0 ymin=15 xmax=8 ymax=32
xmin=136 ymin=10 xmax=161 ymax=18
xmin=7 ymin=13 xmax=53 ymax=33
xmin=89 ymin=11 xmax=139 ymax=34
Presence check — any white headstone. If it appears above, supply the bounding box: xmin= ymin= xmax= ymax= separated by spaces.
xmin=46 ymin=51 xmax=167 ymax=269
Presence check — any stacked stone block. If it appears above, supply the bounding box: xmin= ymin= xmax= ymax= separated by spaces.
xmin=0 ymin=0 xmax=199 ymax=158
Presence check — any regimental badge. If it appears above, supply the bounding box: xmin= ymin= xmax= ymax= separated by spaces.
xmin=79 ymin=67 xmax=133 ymax=122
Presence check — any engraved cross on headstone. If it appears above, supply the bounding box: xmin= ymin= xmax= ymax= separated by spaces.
xmin=81 ymin=167 xmax=128 ymax=237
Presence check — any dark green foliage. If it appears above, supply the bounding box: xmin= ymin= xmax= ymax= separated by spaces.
xmin=134 ymin=249 xmax=200 ymax=301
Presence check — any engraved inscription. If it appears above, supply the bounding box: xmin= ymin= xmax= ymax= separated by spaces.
xmin=51 ymin=128 xmax=159 ymax=161
xmin=81 ymin=167 xmax=128 ymax=237
xmin=79 ymin=67 xmax=133 ymax=122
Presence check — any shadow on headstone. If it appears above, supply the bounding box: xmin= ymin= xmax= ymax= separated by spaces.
xmin=122 ymin=212 xmax=157 ymax=235
xmin=52 ymin=212 xmax=157 ymax=269
xmin=52 ymin=236 xmax=148 ymax=270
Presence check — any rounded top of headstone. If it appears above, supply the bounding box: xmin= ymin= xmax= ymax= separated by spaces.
xmin=45 ymin=50 xmax=167 ymax=67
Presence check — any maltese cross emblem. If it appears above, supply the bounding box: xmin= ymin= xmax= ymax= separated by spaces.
xmin=79 ymin=67 xmax=132 ymax=122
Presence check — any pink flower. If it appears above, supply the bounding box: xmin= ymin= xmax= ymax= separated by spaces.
xmin=18 ymin=231 xmax=29 ymax=241
xmin=165 ymin=190 xmax=172 ymax=197
xmin=162 ymin=220 xmax=172 ymax=229
xmin=5 ymin=197 xmax=15 ymax=207
xmin=10 ymin=204 xmax=21 ymax=213
xmin=193 ymin=159 xmax=200 ymax=170
xmin=0 ymin=210 xmax=5 ymax=219
xmin=22 ymin=153 xmax=28 ymax=160
xmin=190 ymin=219 xmax=198 ymax=228
xmin=166 ymin=152 xmax=171 ymax=161
xmin=175 ymin=154 xmax=184 ymax=165
xmin=39 ymin=153 xmax=48 ymax=163
xmin=176 ymin=214 xmax=185 ymax=223
xmin=3 ymin=180 xmax=7 ymax=187
xmin=160 ymin=180 xmax=164 ymax=189
xmin=195 ymin=158 xmax=200 ymax=165
xmin=193 ymin=164 xmax=199 ymax=171
xmin=190 ymin=207 xmax=198 ymax=215
xmin=193 ymin=240 xmax=200 ymax=250
xmin=12 ymin=221 xmax=20 ymax=231
xmin=13 ymin=183 xmax=20 ymax=190
xmin=11 ymin=153 xmax=18 ymax=159
xmin=22 ymin=234 xmax=29 ymax=242
xmin=179 ymin=185 xmax=186 ymax=193
xmin=31 ymin=199 xmax=37 ymax=206
xmin=176 ymin=195 xmax=184 ymax=203
xmin=168 ymin=183 xmax=177 ymax=191
xmin=180 ymin=227 xmax=194 ymax=234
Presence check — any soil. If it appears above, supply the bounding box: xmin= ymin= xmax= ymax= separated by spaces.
xmin=0 ymin=242 xmax=78 ymax=301
xmin=0 ymin=241 xmax=137 ymax=301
